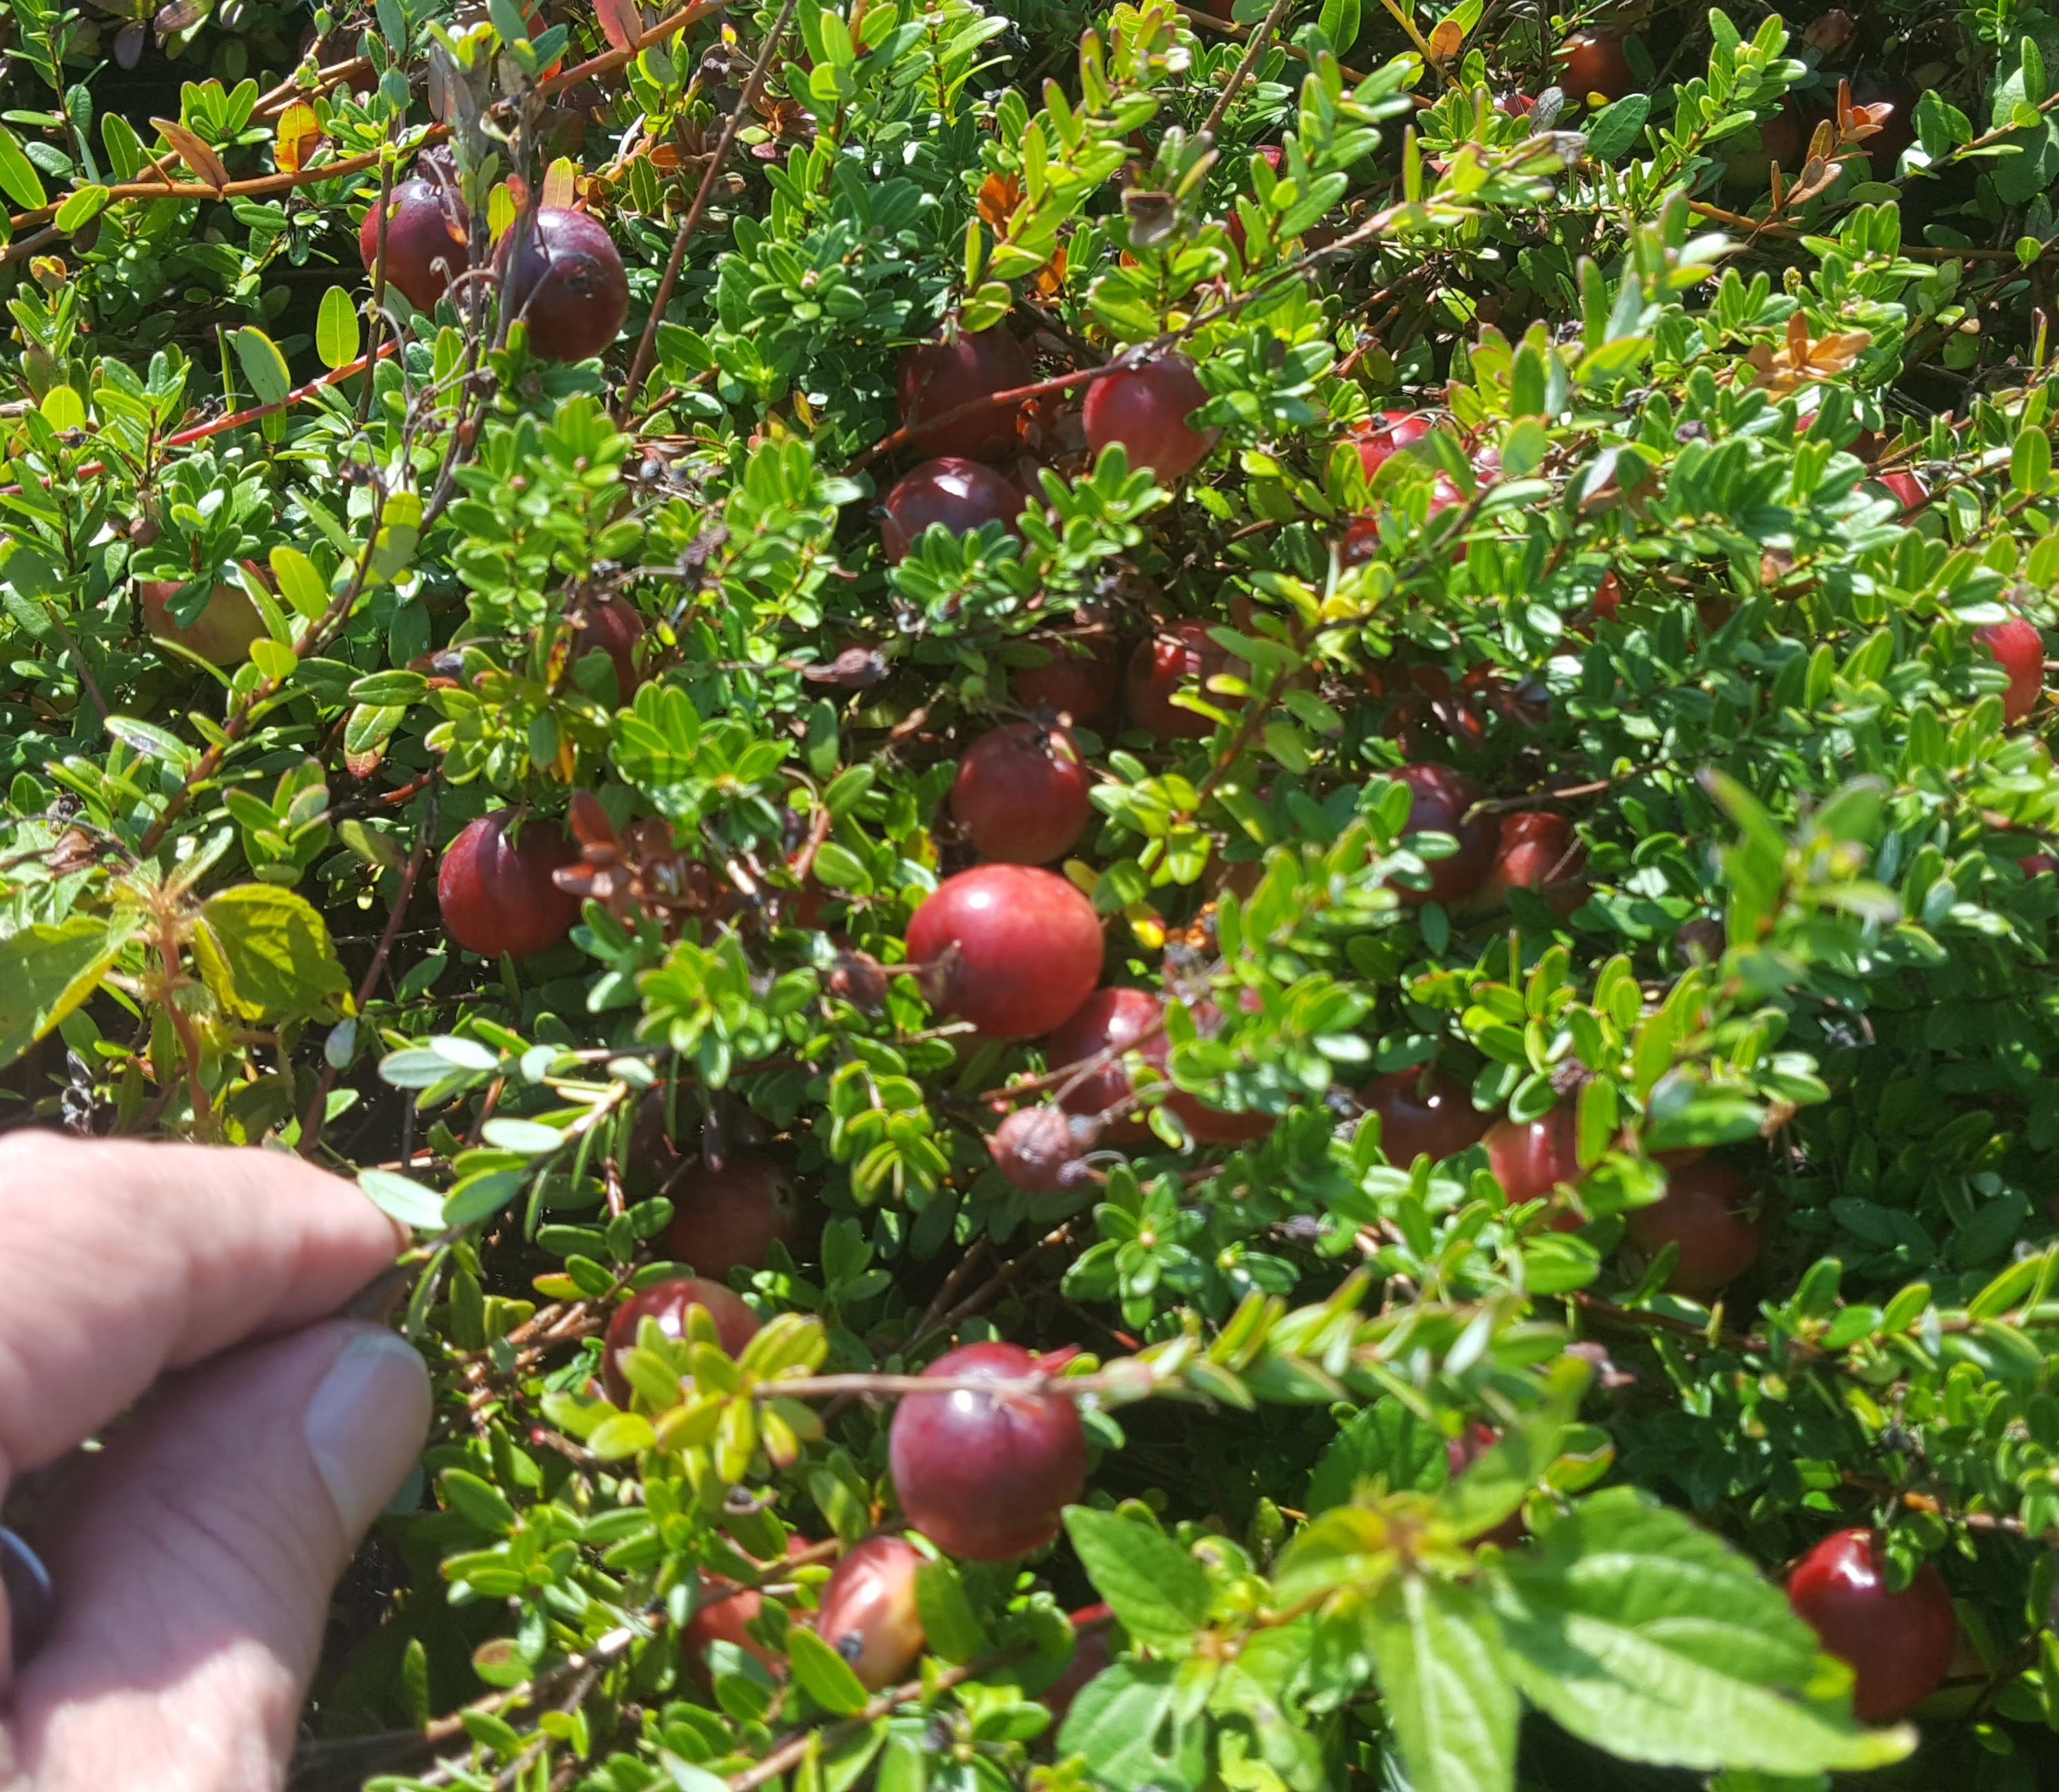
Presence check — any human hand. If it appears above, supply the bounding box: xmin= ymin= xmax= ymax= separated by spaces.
xmin=0 ymin=1133 xmax=431 ymax=1792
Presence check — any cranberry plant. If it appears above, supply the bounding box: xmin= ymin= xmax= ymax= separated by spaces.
xmin=3 ymin=0 xmax=2059 ymax=1785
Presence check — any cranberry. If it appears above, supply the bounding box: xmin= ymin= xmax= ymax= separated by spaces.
xmin=1480 ymin=811 xmax=1586 ymax=909
xmin=1556 ymin=30 xmax=1637 ymax=102
xmin=1787 ymin=1530 xmax=1956 ymax=1720
xmin=888 ymin=1341 xmax=1088 ymax=1560
xmin=600 ymin=1275 xmax=759 ymax=1405
xmin=1721 ymin=97 xmax=1805 ymax=192
xmin=1878 ymin=470 xmax=1926 ymax=512
xmin=905 ymin=864 xmax=1104 ymax=1038
xmin=1082 ymin=355 xmax=1213 ymax=481
xmin=578 ymin=600 xmax=645 ymax=699
xmin=1124 ymin=623 xmax=1234 ymax=741
xmin=897 ymin=327 xmax=1033 ymax=461
xmin=1389 ymin=764 xmax=1497 ymax=906
xmin=1497 ymin=91 xmax=1536 ymax=116
xmin=1011 ymin=634 xmax=1124 ymax=725
xmin=1360 ymin=1067 xmax=1489 ymax=1165
xmin=1225 ymin=145 xmax=1283 ymax=260
xmin=2022 ymin=852 xmax=2059 ymax=878
xmin=664 ymin=1152 xmax=802 ymax=1280
xmin=1043 ymin=1624 xmax=1112 ymax=1721
xmin=1625 ymin=1159 xmax=1761 ymax=1295
xmin=497 ymin=207 xmax=630 ymax=362
xmin=879 ymin=457 xmax=1023 ymax=562
xmin=682 ymin=1535 xmax=808 ymax=1680
xmin=1849 ymin=71 xmax=1917 ymax=179
xmin=1590 ymin=569 xmax=1624 ymax=624
xmin=139 ymin=570 xmax=267 ymax=667
xmin=1486 ymin=1105 xmax=1583 ymax=1207
xmin=815 ymin=1536 xmax=927 ymax=1689
xmin=436 ymin=811 xmax=583 ymax=959
xmin=1976 ymin=616 xmax=2043 ymax=723
xmin=951 ymin=722 xmax=1093 ymax=864
xmin=989 ymin=1105 xmax=1093 ymax=1191
xmin=1349 ymin=409 xmax=1434 ymax=481
xmin=359 ymin=176 xmax=468 ymax=312
xmin=1047 ymin=986 xmax=1163 ymax=1140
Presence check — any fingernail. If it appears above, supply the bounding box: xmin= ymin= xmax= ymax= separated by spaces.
xmin=303 ymin=1329 xmax=432 ymax=1537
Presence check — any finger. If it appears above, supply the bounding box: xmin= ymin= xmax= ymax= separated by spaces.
xmin=0 ymin=1134 xmax=401 ymax=1478
xmin=1 ymin=1321 xmax=431 ymax=1791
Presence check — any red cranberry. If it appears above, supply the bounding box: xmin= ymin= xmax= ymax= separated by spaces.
xmin=905 ymin=865 xmax=1104 ymax=1038
xmin=2022 ymin=852 xmax=2059 ymax=877
xmin=1977 ymin=616 xmax=2043 ymax=723
xmin=1480 ymin=811 xmax=1586 ymax=909
xmin=1389 ymin=764 xmax=1497 ymax=906
xmin=880 ymin=457 xmax=1023 ymax=562
xmin=1557 ymin=30 xmax=1637 ymax=102
xmin=1350 ymin=409 xmax=1434 ymax=481
xmin=1360 ymin=1067 xmax=1489 ymax=1165
xmin=1625 ymin=1160 xmax=1761 ymax=1295
xmin=1721 ymin=96 xmax=1805 ymax=191
xmin=437 ymin=811 xmax=583 ymax=959
xmin=139 ymin=571 xmax=267 ymax=667
xmin=579 ymin=600 xmax=645 ymax=699
xmin=897 ymin=327 xmax=1033 ymax=461
xmin=1011 ymin=634 xmax=1124 ymax=724
xmin=682 ymin=1575 xmax=775 ymax=1675
xmin=1447 ymin=1420 xmax=1524 ymax=1545
xmin=1786 ymin=1530 xmax=1956 ymax=1720
xmin=951 ymin=722 xmax=1093 ymax=864
xmin=815 ymin=1536 xmax=926 ymax=1689
xmin=360 ymin=176 xmax=469 ymax=312
xmin=1047 ymin=986 xmax=1163 ymax=1140
xmin=989 ymin=1105 xmax=1093 ymax=1192
xmin=1124 ymin=623 xmax=1234 ymax=741
xmin=664 ymin=1152 xmax=802 ymax=1280
xmin=1877 ymin=470 xmax=1925 ymax=512
xmin=1486 ymin=1106 xmax=1583 ymax=1207
xmin=888 ymin=1341 xmax=1088 ymax=1560
xmin=1590 ymin=569 xmax=1624 ymax=624
xmin=1044 ymin=1624 xmax=1112 ymax=1721
xmin=497 ymin=207 xmax=630 ymax=362
xmin=1849 ymin=72 xmax=1917 ymax=179
xmin=1082 ymin=355 xmax=1213 ymax=481
xmin=601 ymin=1275 xmax=759 ymax=1405
xmin=1225 ymin=145 xmax=1284 ymax=259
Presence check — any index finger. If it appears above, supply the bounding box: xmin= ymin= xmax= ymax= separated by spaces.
xmin=0 ymin=1132 xmax=402 ymax=1479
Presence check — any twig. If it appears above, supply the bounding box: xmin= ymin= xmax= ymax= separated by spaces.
xmin=618 ymin=0 xmax=801 ymax=421
xmin=1201 ymin=0 xmax=1298 ymax=138
xmin=298 ymin=774 xmax=441 ymax=1158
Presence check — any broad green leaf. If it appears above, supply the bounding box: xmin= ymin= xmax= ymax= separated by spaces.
xmin=914 ymin=1559 xmax=989 ymax=1663
xmin=1495 ymin=1490 xmax=1916 ymax=1774
xmin=270 ymin=545 xmax=330 ymax=621
xmin=786 ymin=1623 xmax=870 ymax=1714
xmin=190 ymin=885 xmax=353 ymax=1021
xmin=54 ymin=184 xmax=110 ymax=233
xmin=1306 ymin=1398 xmax=1447 ymax=1512
xmin=231 ymin=326 xmax=293 ymax=407
xmin=1365 ymin=1575 xmax=1518 ymax=1792
xmin=357 ymin=1167 xmax=448 ymax=1231
xmin=0 ymin=917 xmax=127 ymax=1067
xmin=316 ymin=285 xmax=362 ymax=371
xmin=1272 ymin=1503 xmax=1403 ymax=1608
xmin=0 ymin=125 xmax=47 ymax=208
xmin=1055 ymin=1659 xmax=1207 ymax=1792
xmin=1063 ymin=1507 xmax=1211 ymax=1652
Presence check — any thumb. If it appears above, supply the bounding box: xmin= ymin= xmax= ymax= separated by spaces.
xmin=4 ymin=1322 xmax=431 ymax=1792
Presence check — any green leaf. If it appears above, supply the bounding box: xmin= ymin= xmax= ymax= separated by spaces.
xmin=1063 ymin=1507 xmax=1211 ymax=1652
xmin=1055 ymin=1660 xmax=1206 ymax=1791
xmin=0 ymin=917 xmax=127 ymax=1068
xmin=231 ymin=326 xmax=293 ymax=407
xmin=786 ymin=1623 xmax=871 ymax=1714
xmin=54 ymin=184 xmax=110 ymax=233
xmin=0 ymin=125 xmax=48 ymax=209
xmin=1307 ymin=1399 xmax=1447 ymax=1511
xmin=914 ymin=1559 xmax=989 ymax=1663
xmin=316 ymin=284 xmax=362 ymax=371
xmin=1365 ymin=1575 xmax=1518 ymax=1792
xmin=1584 ymin=94 xmax=1651 ymax=160
xmin=357 ymin=1167 xmax=448 ymax=1231
xmin=190 ymin=884 xmax=353 ymax=1021
xmin=440 ymin=1467 xmax=518 ymax=1534
xmin=1495 ymin=1490 xmax=1916 ymax=1774
xmin=270 ymin=545 xmax=330 ymax=620
xmin=479 ymin=1116 xmax=565 ymax=1155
